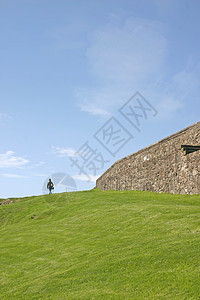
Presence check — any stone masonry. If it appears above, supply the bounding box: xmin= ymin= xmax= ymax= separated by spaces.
xmin=96 ymin=121 xmax=200 ymax=194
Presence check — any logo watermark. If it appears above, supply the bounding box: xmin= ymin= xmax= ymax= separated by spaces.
xmin=69 ymin=91 xmax=158 ymax=182
xmin=42 ymin=173 xmax=77 ymax=207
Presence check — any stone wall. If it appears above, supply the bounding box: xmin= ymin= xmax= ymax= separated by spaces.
xmin=96 ymin=121 xmax=200 ymax=194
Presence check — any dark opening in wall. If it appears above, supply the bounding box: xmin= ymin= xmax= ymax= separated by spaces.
xmin=181 ymin=145 xmax=200 ymax=155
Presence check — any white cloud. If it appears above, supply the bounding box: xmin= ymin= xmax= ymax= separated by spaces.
xmin=0 ymin=151 xmax=29 ymax=168
xmin=1 ymin=173 xmax=28 ymax=178
xmin=72 ymin=174 xmax=99 ymax=183
xmin=19 ymin=161 xmax=46 ymax=170
xmin=77 ymin=17 xmax=167 ymax=117
xmin=77 ymin=93 xmax=112 ymax=117
xmin=157 ymin=96 xmax=183 ymax=118
xmin=51 ymin=146 xmax=78 ymax=157
xmin=77 ymin=16 xmax=200 ymax=121
xmin=34 ymin=173 xmax=48 ymax=177
xmin=33 ymin=161 xmax=45 ymax=167
xmin=80 ymin=105 xmax=110 ymax=117
xmin=87 ymin=18 xmax=166 ymax=84
xmin=146 ymin=65 xmax=200 ymax=119
xmin=171 ymin=68 xmax=200 ymax=100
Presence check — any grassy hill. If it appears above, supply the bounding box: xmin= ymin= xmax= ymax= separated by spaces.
xmin=0 ymin=189 xmax=200 ymax=299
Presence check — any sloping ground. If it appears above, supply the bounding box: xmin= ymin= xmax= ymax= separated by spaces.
xmin=0 ymin=189 xmax=200 ymax=299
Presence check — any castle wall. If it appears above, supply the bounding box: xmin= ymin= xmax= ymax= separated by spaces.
xmin=96 ymin=122 xmax=200 ymax=194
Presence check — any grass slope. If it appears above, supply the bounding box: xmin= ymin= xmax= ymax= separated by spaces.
xmin=0 ymin=189 xmax=200 ymax=299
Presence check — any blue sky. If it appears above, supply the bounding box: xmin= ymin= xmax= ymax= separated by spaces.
xmin=0 ymin=0 xmax=200 ymax=198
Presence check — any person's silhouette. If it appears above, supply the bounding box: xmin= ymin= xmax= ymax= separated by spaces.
xmin=47 ymin=178 xmax=54 ymax=194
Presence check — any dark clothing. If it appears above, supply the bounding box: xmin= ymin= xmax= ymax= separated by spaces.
xmin=47 ymin=181 xmax=54 ymax=194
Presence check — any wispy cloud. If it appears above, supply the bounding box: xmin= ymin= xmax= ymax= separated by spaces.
xmin=20 ymin=161 xmax=46 ymax=170
xmin=87 ymin=18 xmax=166 ymax=84
xmin=0 ymin=151 xmax=29 ymax=168
xmin=77 ymin=17 xmax=167 ymax=117
xmin=51 ymin=146 xmax=78 ymax=157
xmin=34 ymin=173 xmax=48 ymax=177
xmin=77 ymin=92 xmax=112 ymax=117
xmin=77 ymin=16 xmax=200 ymax=120
xmin=72 ymin=174 xmax=99 ymax=183
xmin=33 ymin=161 xmax=45 ymax=167
xmin=1 ymin=173 xmax=29 ymax=178
xmin=170 ymin=67 xmax=200 ymax=100
xmin=147 ymin=64 xmax=200 ymax=119
xmin=157 ymin=96 xmax=183 ymax=118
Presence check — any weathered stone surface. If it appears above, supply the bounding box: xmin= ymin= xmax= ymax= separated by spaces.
xmin=96 ymin=121 xmax=200 ymax=195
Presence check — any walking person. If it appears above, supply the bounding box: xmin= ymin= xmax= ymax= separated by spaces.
xmin=47 ymin=178 xmax=54 ymax=194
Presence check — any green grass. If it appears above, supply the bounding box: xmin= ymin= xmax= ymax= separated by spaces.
xmin=0 ymin=188 xmax=200 ymax=299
